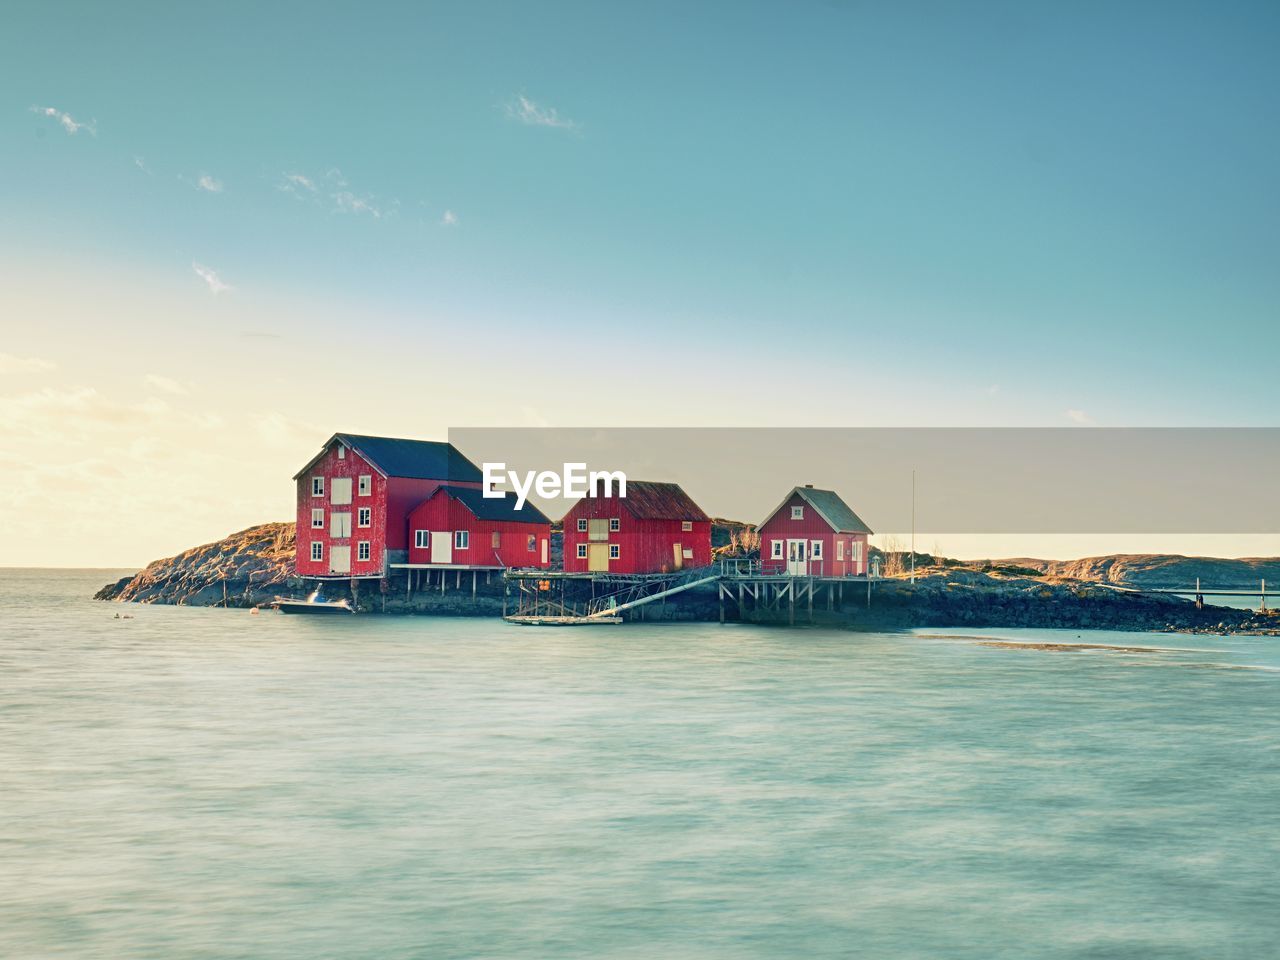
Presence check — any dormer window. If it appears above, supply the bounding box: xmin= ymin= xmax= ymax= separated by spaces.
xmin=337 ymin=444 xmax=346 ymax=459
xmin=791 ymin=506 xmax=803 ymax=520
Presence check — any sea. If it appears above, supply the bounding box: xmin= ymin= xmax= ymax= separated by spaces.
xmin=2 ymin=568 xmax=1278 ymax=960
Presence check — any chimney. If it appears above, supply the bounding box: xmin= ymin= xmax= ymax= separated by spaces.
xmin=804 ymin=483 xmax=814 ymax=488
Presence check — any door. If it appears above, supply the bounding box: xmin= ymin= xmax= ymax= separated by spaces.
xmin=588 ymin=543 xmax=610 ymax=572
xmin=330 ymin=545 xmax=351 ymax=574
xmin=330 ymin=477 xmax=352 ymax=505
xmin=588 ymin=518 xmax=609 ymax=541
xmin=540 ymin=538 xmax=548 ymax=565
xmin=786 ymin=539 xmax=807 ymax=576
xmin=431 ymin=532 xmax=452 ymax=564
xmin=672 ymin=542 xmax=683 ymax=570
xmin=330 ymin=512 xmax=351 ymax=538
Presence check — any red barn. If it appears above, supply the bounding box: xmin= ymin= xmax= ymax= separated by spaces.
xmin=406 ymin=486 xmax=551 ymax=570
xmin=758 ymin=485 xmax=873 ymax=577
xmin=562 ymin=480 xmax=711 ymax=574
xmin=293 ymin=433 xmax=484 ymax=580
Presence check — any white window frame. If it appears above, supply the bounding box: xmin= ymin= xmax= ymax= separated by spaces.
xmin=311 ymin=508 xmax=324 ymax=529
xmin=337 ymin=444 xmax=346 ymax=459
xmin=681 ymin=520 xmax=693 ymax=532
xmin=312 ymin=476 xmax=324 ymax=497
xmin=414 ymin=530 xmax=430 ymax=549
xmin=577 ymin=518 xmax=588 ymax=533
xmin=455 ymin=530 xmax=470 ymax=550
xmin=609 ymin=517 xmax=620 ymax=532
xmin=357 ymin=507 xmax=371 ymax=528
xmin=609 ymin=544 xmax=620 ymax=560
xmin=852 ymin=540 xmax=863 ymax=562
xmin=358 ymin=474 xmax=371 ymax=496
xmin=811 ymin=540 xmax=823 ymax=560
xmin=576 ymin=543 xmax=588 ymax=559
xmin=357 ymin=541 xmax=370 ymax=562
xmin=836 ymin=540 xmax=845 ymax=561
xmin=791 ymin=505 xmax=803 ymax=520
xmin=771 ymin=540 xmax=783 ymax=559
xmin=310 ymin=541 xmax=323 ymax=561
xmin=527 ymin=534 xmax=537 ymax=552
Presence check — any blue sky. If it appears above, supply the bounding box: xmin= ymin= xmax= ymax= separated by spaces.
xmin=2 ymin=1 xmax=1279 ymax=564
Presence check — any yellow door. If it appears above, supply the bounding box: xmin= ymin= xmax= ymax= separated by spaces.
xmin=588 ymin=543 xmax=610 ymax=572
xmin=673 ymin=543 xmax=683 ymax=570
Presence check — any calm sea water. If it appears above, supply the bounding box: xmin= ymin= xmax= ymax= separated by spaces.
xmin=2 ymin=569 xmax=1278 ymax=960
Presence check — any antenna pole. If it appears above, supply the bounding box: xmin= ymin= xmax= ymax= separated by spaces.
xmin=910 ymin=469 xmax=916 ymax=585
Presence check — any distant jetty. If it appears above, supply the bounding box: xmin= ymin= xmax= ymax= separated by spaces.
xmin=94 ymin=523 xmax=1280 ymax=635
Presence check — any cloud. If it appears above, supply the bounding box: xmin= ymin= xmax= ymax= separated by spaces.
xmin=0 ymin=353 xmax=56 ymax=375
xmin=196 ymin=174 xmax=223 ymax=193
xmin=192 ymin=262 xmax=232 ymax=294
xmin=332 ymin=191 xmax=382 ymax=218
xmin=31 ymin=105 xmax=95 ymax=135
xmin=506 ymin=95 xmax=577 ymax=130
xmin=280 ymin=172 xmax=317 ymax=195
xmin=1065 ymin=408 xmax=1094 ymax=425
xmin=144 ymin=374 xmax=189 ymax=396
xmin=440 ymin=209 xmax=458 ymax=226
xmin=133 ymin=155 xmax=153 ymax=175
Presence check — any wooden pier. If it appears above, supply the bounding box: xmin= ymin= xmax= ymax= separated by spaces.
xmin=503 ymin=559 xmax=878 ymax=625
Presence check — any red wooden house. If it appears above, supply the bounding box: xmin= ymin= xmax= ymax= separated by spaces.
xmin=561 ymin=480 xmax=711 ymax=574
xmin=758 ymin=485 xmax=873 ymax=577
xmin=407 ymin=486 xmax=551 ymax=569
xmin=294 ymin=433 xmax=484 ymax=580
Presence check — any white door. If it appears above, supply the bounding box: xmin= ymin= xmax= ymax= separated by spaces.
xmin=786 ymin=539 xmax=807 ymax=576
xmin=330 ymin=477 xmax=352 ymax=505
xmin=330 ymin=512 xmax=351 ymax=538
xmin=540 ymin=538 xmax=548 ymax=564
xmin=431 ymin=532 xmax=452 ymax=564
xmin=330 ymin=545 xmax=351 ymax=574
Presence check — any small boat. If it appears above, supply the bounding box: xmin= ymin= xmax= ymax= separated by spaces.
xmin=271 ymin=593 xmax=354 ymax=615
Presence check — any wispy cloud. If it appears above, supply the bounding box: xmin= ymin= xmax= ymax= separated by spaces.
xmin=196 ymin=173 xmax=223 ymax=193
xmin=0 ymin=353 xmax=56 ymax=375
xmin=192 ymin=262 xmax=232 ymax=294
xmin=133 ymin=155 xmax=153 ymax=175
xmin=280 ymin=172 xmax=317 ymax=196
xmin=1065 ymin=408 xmax=1095 ymax=425
xmin=440 ymin=209 xmax=458 ymax=226
xmin=31 ymin=105 xmax=95 ymax=135
xmin=506 ymin=95 xmax=577 ymax=131
xmin=144 ymin=374 xmax=189 ymax=396
xmin=332 ymin=191 xmax=382 ymax=218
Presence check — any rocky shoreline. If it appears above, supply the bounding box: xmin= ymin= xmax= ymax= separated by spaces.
xmin=94 ymin=523 xmax=1280 ymax=635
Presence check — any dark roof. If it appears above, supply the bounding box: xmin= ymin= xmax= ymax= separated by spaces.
xmin=293 ymin=433 xmax=483 ymax=482
xmin=592 ymin=480 xmax=709 ymax=521
xmin=764 ymin=486 xmax=874 ymax=534
xmin=431 ymin=485 xmax=551 ymax=524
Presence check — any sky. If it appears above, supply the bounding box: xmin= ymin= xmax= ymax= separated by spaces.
xmin=2 ymin=0 xmax=1278 ymax=567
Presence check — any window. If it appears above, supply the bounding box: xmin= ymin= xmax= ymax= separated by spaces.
xmin=577 ymin=518 xmax=588 ymax=533
xmin=358 ymin=475 xmax=371 ymax=496
xmin=527 ymin=534 xmax=537 ymax=552
xmin=331 ymin=512 xmax=351 ymax=538
xmin=357 ymin=541 xmax=371 ymax=561
xmin=609 ymin=544 xmax=620 ymax=560
xmin=492 ymin=531 xmax=501 ymax=549
xmin=414 ymin=530 xmax=430 ymax=549
xmin=357 ymin=507 xmax=371 ymax=528
xmin=812 ymin=540 xmax=823 ymax=559
xmin=337 ymin=444 xmax=346 ymax=459
xmin=836 ymin=540 xmax=845 ymax=561
xmin=576 ymin=544 xmax=588 ymax=559
xmin=771 ymin=540 xmax=783 ymax=559
xmin=682 ymin=548 xmax=693 ymax=560
xmin=852 ymin=540 xmax=863 ymax=562
xmin=791 ymin=506 xmax=803 ymax=520
xmin=609 ymin=517 xmax=620 ymax=532
xmin=682 ymin=520 xmax=693 ymax=532
xmin=455 ymin=530 xmax=470 ymax=550
xmin=310 ymin=541 xmax=323 ymax=561
xmin=312 ymin=476 xmax=324 ymax=497
xmin=311 ymin=508 xmax=324 ymax=529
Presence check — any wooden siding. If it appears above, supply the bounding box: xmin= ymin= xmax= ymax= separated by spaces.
xmin=758 ymin=491 xmax=869 ymax=577
xmin=407 ymin=493 xmax=551 ymax=568
xmin=561 ymin=495 xmax=713 ymax=574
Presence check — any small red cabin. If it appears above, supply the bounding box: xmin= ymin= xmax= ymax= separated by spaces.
xmin=561 ymin=480 xmax=712 ymax=574
xmin=758 ymin=485 xmax=873 ymax=577
xmin=407 ymin=485 xmax=551 ymax=569
xmin=294 ymin=433 xmax=484 ymax=580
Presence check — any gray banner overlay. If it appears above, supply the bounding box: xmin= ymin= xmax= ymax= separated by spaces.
xmin=448 ymin=428 xmax=1280 ymax=533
